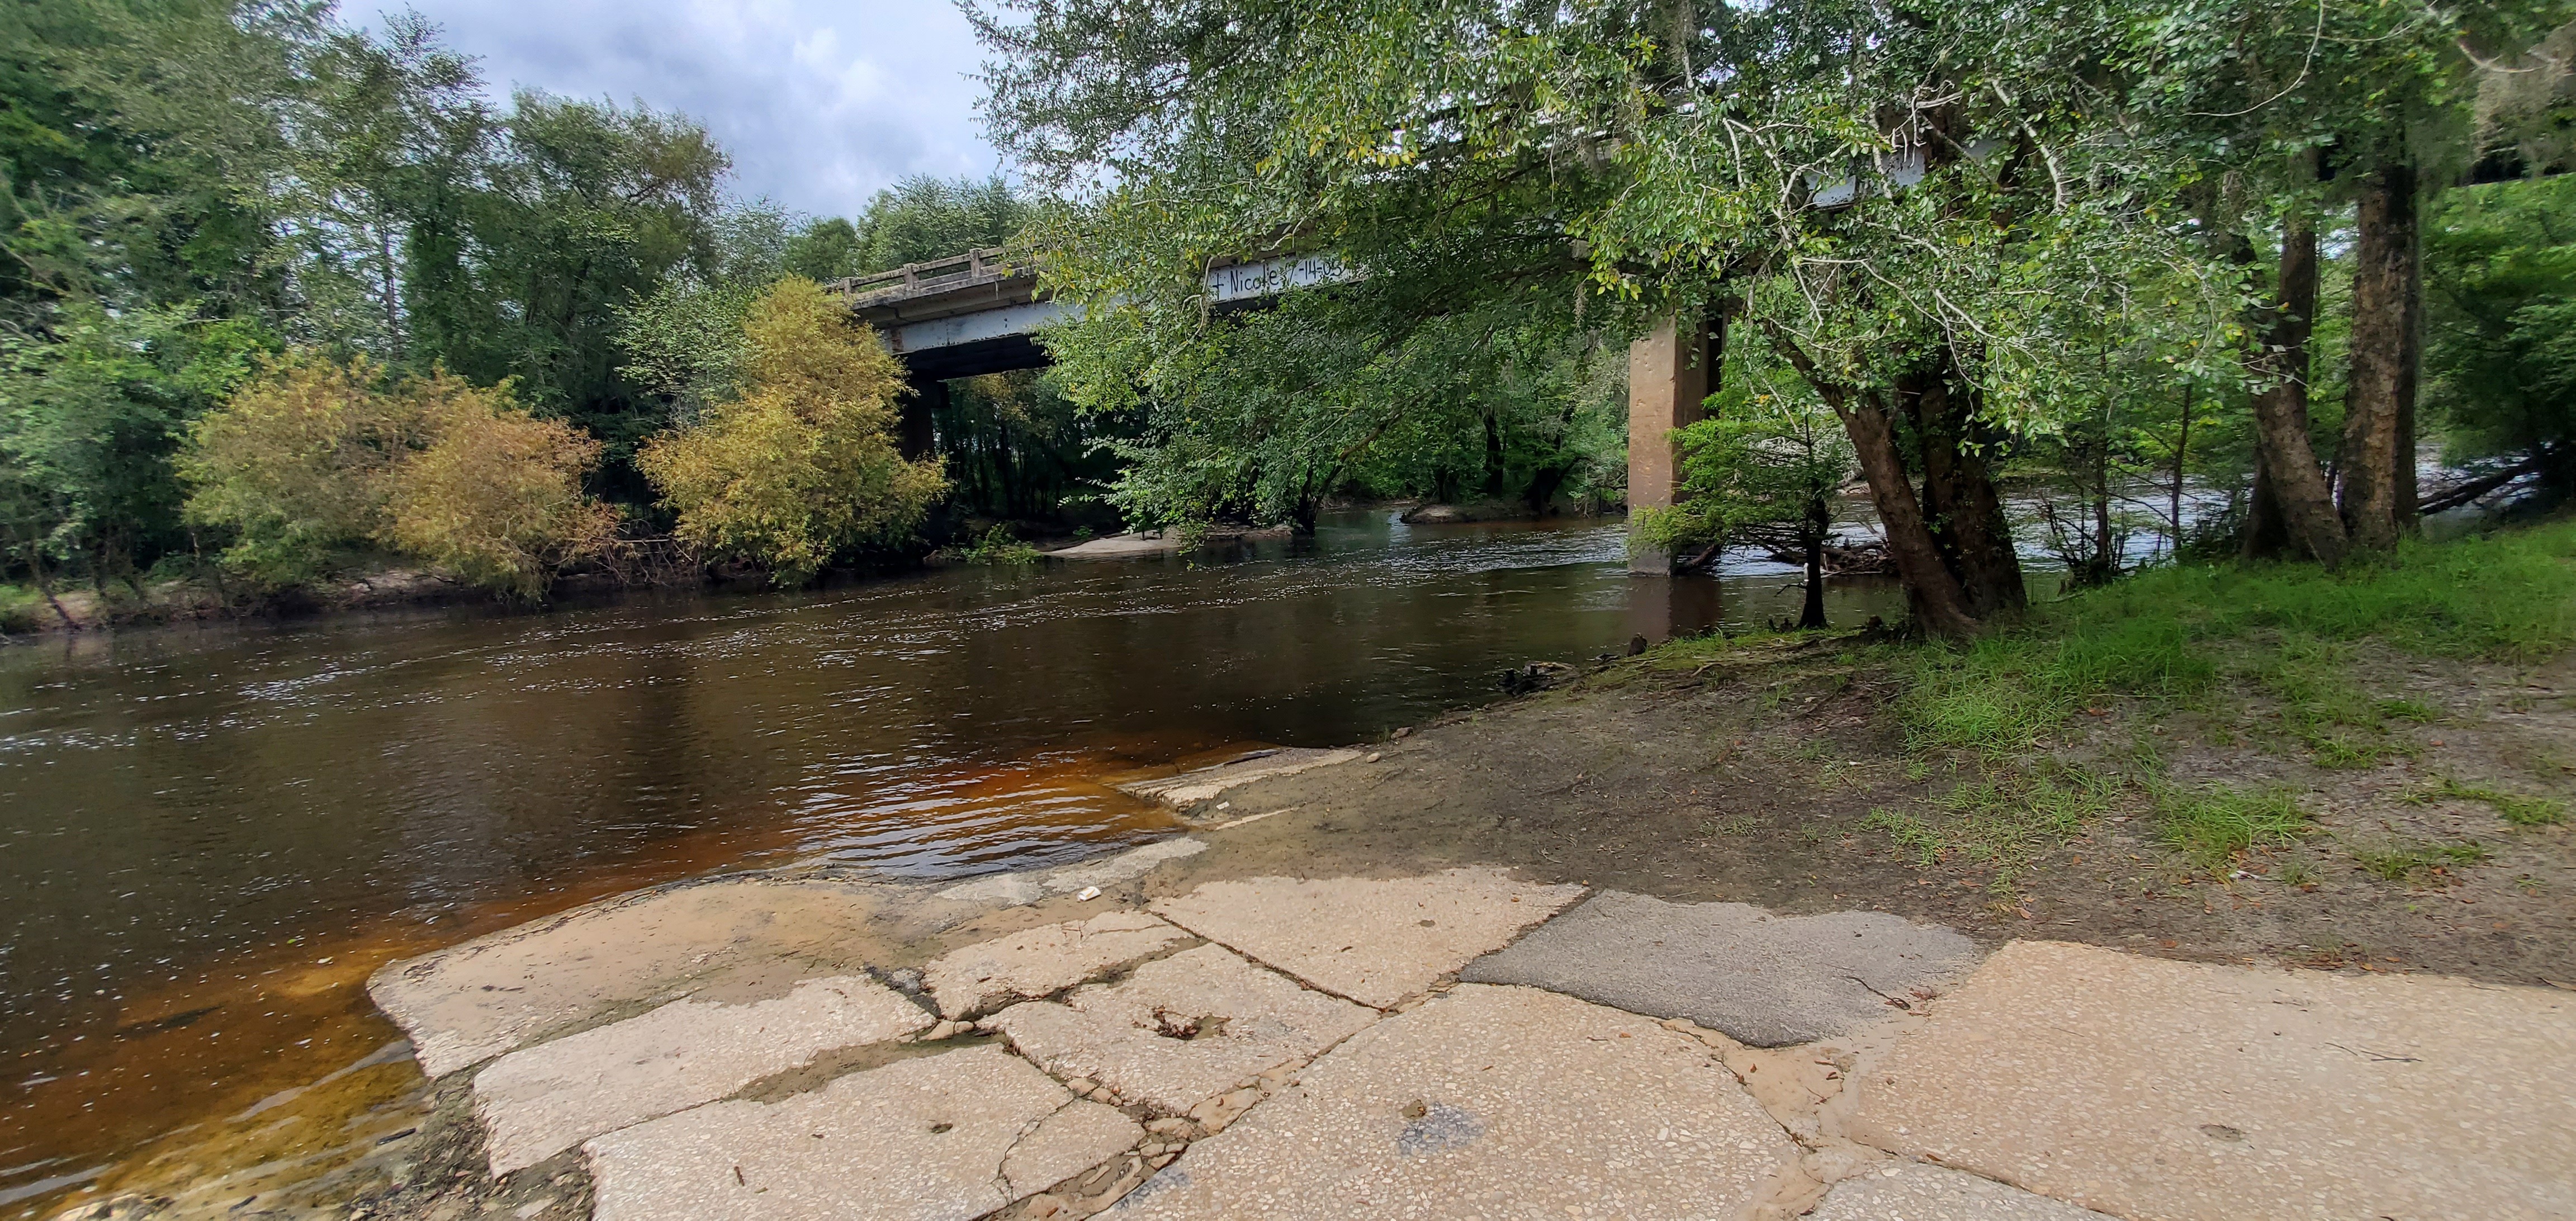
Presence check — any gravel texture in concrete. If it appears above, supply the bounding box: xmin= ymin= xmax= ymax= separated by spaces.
xmin=924 ymin=910 xmax=1192 ymax=1019
xmin=472 ymin=974 xmax=932 ymax=1173
xmin=1845 ymin=940 xmax=2576 ymax=1221
xmin=1119 ymin=749 xmax=1361 ymax=808
xmin=1459 ymin=890 xmax=1978 ymax=1045
xmin=989 ymin=943 xmax=1376 ymax=1115
xmin=1109 ymin=982 xmax=1797 ymax=1219
xmin=1150 ymin=868 xmax=1585 ymax=1009
xmin=935 ymin=839 xmax=1206 ymax=907
xmin=1806 ymin=1162 xmax=2116 ymax=1220
xmin=584 ymin=1044 xmax=1139 ymax=1221
xmin=369 ymin=876 xmax=902 ymax=1078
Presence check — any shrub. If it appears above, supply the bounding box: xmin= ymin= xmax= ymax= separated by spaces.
xmin=638 ymin=278 xmax=946 ymax=584
xmin=180 ymin=354 xmax=615 ymax=597
xmin=177 ymin=353 xmax=419 ymax=586
xmin=381 ymin=374 xmax=621 ymax=599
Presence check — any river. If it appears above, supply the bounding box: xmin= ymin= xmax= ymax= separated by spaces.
xmin=0 ymin=510 xmax=1902 ymax=1214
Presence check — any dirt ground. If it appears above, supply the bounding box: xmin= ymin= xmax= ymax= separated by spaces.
xmin=1132 ymin=635 xmax=2576 ymax=990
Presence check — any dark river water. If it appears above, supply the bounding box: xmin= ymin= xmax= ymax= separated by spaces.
xmin=0 ymin=510 xmax=1902 ymax=1213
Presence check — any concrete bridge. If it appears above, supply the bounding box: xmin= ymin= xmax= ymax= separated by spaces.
xmin=835 ymin=250 xmax=1711 ymax=571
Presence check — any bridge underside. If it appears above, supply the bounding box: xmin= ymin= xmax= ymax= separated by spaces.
xmin=842 ymin=257 xmax=1713 ymax=566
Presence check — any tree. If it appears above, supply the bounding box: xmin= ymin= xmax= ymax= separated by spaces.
xmin=2423 ymin=174 xmax=2576 ymax=500
xmin=978 ymin=0 xmax=2221 ymax=635
xmin=0 ymin=305 xmax=274 ymax=584
xmin=1639 ymin=352 xmax=1855 ymax=630
xmin=637 ymin=278 xmax=946 ymax=583
xmin=851 ymin=176 xmax=1029 ymax=271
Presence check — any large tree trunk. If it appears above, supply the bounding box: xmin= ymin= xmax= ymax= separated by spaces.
xmin=1759 ymin=321 xmax=1981 ymax=638
xmin=1842 ymin=392 xmax=1982 ymax=638
xmin=2242 ymin=215 xmax=2346 ymax=565
xmin=1905 ymin=365 xmax=2027 ymax=616
xmin=2340 ymin=158 xmax=2422 ymax=551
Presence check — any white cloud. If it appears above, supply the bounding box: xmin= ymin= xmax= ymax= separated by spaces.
xmin=377 ymin=0 xmax=1005 ymax=217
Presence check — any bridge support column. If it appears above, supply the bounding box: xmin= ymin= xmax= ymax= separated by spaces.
xmin=1627 ymin=312 xmax=1718 ymax=573
xmin=901 ymin=371 xmax=944 ymax=461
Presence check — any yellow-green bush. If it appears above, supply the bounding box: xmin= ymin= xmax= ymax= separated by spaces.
xmin=178 ymin=353 xmax=418 ymax=586
xmin=179 ymin=353 xmax=615 ymax=596
xmin=381 ymin=375 xmax=621 ymax=599
xmin=638 ymin=277 xmax=945 ymax=584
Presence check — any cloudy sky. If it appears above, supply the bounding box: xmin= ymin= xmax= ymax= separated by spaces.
xmin=383 ymin=0 xmax=1006 ymax=219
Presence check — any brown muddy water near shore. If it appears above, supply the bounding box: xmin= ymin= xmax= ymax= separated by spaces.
xmin=1 ymin=511 xmax=1905 ymax=1215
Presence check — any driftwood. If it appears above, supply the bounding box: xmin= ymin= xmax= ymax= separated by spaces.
xmin=1673 ymin=534 xmax=1895 ymax=577
xmin=2418 ymin=454 xmax=2549 ymax=515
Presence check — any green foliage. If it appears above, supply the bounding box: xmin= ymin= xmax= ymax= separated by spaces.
xmin=1635 ymin=349 xmax=1852 ymax=561
xmin=2425 ymin=174 xmax=2576 ymax=486
xmin=2159 ymin=785 xmax=2312 ymax=868
xmin=177 ymin=353 xmax=615 ymax=595
xmin=638 ymin=279 xmax=946 ymax=584
xmin=617 ymin=278 xmax=763 ymax=418
xmin=849 ymin=176 xmax=1030 ymax=273
xmin=1041 ymin=260 xmax=1626 ymax=533
xmin=2 ymin=3 xmax=731 ymax=590
xmin=0 ymin=303 xmax=276 ymax=583
xmin=178 ymin=353 xmax=413 ymax=585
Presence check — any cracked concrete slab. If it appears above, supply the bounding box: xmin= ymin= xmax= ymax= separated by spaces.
xmin=1459 ymin=891 xmax=1979 ymax=1046
xmin=1844 ymin=940 xmax=2576 ymax=1221
xmin=989 ymin=943 xmax=1376 ymax=1116
xmin=1807 ymin=1162 xmax=2115 ymax=1220
xmin=584 ymin=1044 xmax=1140 ymax=1221
xmin=1150 ymin=869 xmax=1585 ymax=1009
xmin=1109 ymin=983 xmax=1798 ymax=1219
xmin=472 ymin=974 xmax=933 ymax=1173
xmin=924 ymin=911 xmax=1192 ymax=1019
xmin=935 ymin=838 xmax=1206 ymax=907
xmin=369 ymin=875 xmax=910 ymax=1078
xmin=1118 ymin=749 xmax=1361 ymax=808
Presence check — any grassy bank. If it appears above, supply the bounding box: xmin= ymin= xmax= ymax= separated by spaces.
xmin=1640 ymin=518 xmax=2575 ymax=904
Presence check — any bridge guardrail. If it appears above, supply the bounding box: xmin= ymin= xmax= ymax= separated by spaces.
xmin=833 ymin=247 xmax=1031 ymax=303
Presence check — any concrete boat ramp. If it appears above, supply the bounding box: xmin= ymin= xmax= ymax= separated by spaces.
xmin=352 ymin=754 xmax=2574 ymax=1220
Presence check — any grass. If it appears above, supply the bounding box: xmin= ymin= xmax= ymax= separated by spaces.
xmin=2158 ymin=784 xmax=2314 ymax=868
xmin=2350 ymin=839 xmax=2492 ymax=882
xmin=0 ymin=584 xmax=44 ymax=634
xmin=1649 ymin=519 xmax=2575 ymax=896
xmin=2417 ymin=774 xmax=2569 ymax=827
xmin=1860 ymin=765 xmax=2120 ymax=895
xmin=1904 ymin=519 xmax=2576 ymax=759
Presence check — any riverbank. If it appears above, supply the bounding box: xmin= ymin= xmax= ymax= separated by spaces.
xmin=27 ymin=518 xmax=2575 ymax=1219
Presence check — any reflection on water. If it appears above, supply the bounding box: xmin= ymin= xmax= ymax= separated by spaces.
xmin=0 ymin=510 xmax=1901 ymax=1212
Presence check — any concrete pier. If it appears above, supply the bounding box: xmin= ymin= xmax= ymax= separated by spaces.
xmin=1626 ymin=313 xmax=1717 ymax=573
